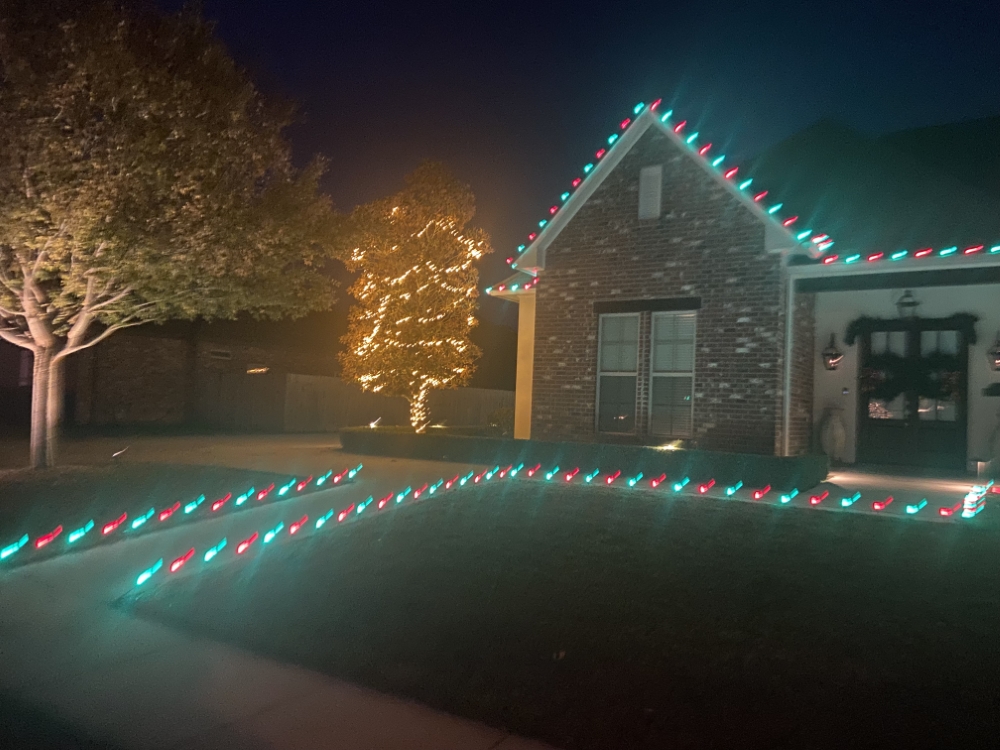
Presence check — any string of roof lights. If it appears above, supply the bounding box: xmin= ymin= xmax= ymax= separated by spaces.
xmin=132 ymin=463 xmax=995 ymax=589
xmin=486 ymin=100 xmax=1000 ymax=296
xmin=0 ymin=465 xmax=363 ymax=565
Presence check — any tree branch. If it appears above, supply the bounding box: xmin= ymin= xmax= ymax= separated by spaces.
xmin=55 ymin=318 xmax=149 ymax=361
xmin=85 ymin=285 xmax=133 ymax=313
xmin=0 ymin=327 xmax=36 ymax=351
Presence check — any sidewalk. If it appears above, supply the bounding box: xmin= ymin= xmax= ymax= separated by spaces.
xmin=0 ymin=437 xmax=554 ymax=749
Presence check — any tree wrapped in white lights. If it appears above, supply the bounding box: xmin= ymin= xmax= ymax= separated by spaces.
xmin=340 ymin=162 xmax=491 ymax=431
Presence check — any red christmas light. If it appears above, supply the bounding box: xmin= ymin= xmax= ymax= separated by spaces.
xmin=867 ymin=252 xmax=883 ymax=262
xmin=413 ymin=483 xmax=429 ymax=499
xmin=620 ymin=117 xmax=631 ymax=129
xmin=965 ymin=244 xmax=984 ymax=255
xmin=650 ymin=473 xmax=667 ymax=488
xmin=564 ymin=467 xmax=580 ymax=482
xmin=571 ymin=178 xmax=582 ymax=188
xmin=169 ymin=548 xmax=195 ymax=573
xmin=473 ymin=470 xmax=488 ymax=484
xmin=872 ymin=496 xmax=894 ymax=511
xmin=650 ymin=98 xmax=662 ymax=111
xmin=914 ymin=248 xmax=933 ymax=258
xmin=526 ymin=464 xmax=542 ymax=477
xmin=506 ymin=256 xmax=514 ymax=264
xmin=753 ymin=191 xmax=768 ymax=202
xmin=35 ymin=525 xmax=63 ymax=549
xmin=673 ymin=120 xmax=687 ymax=133
xmin=527 ymin=233 xmax=537 ymax=241
xmin=606 ymin=470 xmax=622 ymax=485
xmin=444 ymin=474 xmax=460 ymax=489
xmin=159 ymin=502 xmax=181 ymax=522
xmin=596 ymin=148 xmax=606 ymax=159
xmin=257 ymin=483 xmax=275 ymax=501
xmin=809 ymin=490 xmax=829 ymax=506
xmin=698 ymin=479 xmax=716 ymax=493
xmin=211 ymin=493 xmax=232 ymax=512
xmin=236 ymin=532 xmax=259 ymax=555
xmin=289 ymin=515 xmax=309 ymax=534
xmin=102 ymin=512 xmax=127 ymax=535
xmin=698 ymin=143 xmax=712 ymax=156
xmin=782 ymin=216 xmax=798 ymax=226
xmin=752 ymin=485 xmax=771 ymax=500
xmin=337 ymin=503 xmax=356 ymax=522
xmin=296 ymin=476 xmax=313 ymax=491
xmin=498 ymin=464 xmax=514 ymax=478
xmin=724 ymin=167 xmax=738 ymax=179
xmin=939 ymin=501 xmax=962 ymax=516
xmin=377 ymin=492 xmax=393 ymax=510
xmin=549 ymin=205 xmax=558 ymax=215
xmin=822 ymin=255 xmax=839 ymax=265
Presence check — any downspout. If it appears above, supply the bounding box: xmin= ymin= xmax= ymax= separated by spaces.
xmin=782 ymin=274 xmax=795 ymax=457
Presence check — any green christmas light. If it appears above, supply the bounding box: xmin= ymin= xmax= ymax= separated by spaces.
xmin=136 ymin=558 xmax=163 ymax=586
xmin=796 ymin=229 xmax=812 ymax=240
xmin=633 ymin=102 xmax=645 ymax=114
xmin=627 ymin=472 xmax=644 ymax=487
xmin=278 ymin=479 xmax=296 ymax=496
xmin=204 ymin=538 xmax=227 ymax=562
xmin=235 ymin=487 xmax=255 ymax=505
xmin=738 ymin=179 xmax=753 ymax=191
xmin=315 ymin=470 xmax=334 ymax=486
xmin=711 ymin=155 xmax=725 ymax=167
xmin=130 ymin=507 xmax=155 ymax=530
xmin=779 ymin=489 xmax=799 ymax=504
xmin=990 ymin=245 xmax=1000 ymax=254
xmin=1 ymin=534 xmax=29 ymax=560
xmin=396 ymin=486 xmax=412 ymax=503
xmin=844 ymin=254 xmax=861 ymax=264
xmin=315 ymin=509 xmax=335 ymax=529
xmin=583 ymin=163 xmax=594 ymax=174
xmin=348 ymin=463 xmax=363 ymax=479
xmin=672 ymin=477 xmax=690 ymax=492
xmin=685 ymin=131 xmax=699 ymax=144
xmin=891 ymin=250 xmax=908 ymax=260
xmin=939 ymin=246 xmax=957 ymax=256
xmin=67 ymin=520 xmax=95 ymax=543
xmin=725 ymin=481 xmax=743 ymax=496
xmin=767 ymin=203 xmax=783 ymax=214
xmin=485 ymin=465 xmax=501 ymax=480
xmin=841 ymin=491 xmax=861 ymax=507
xmin=584 ymin=469 xmax=601 ymax=483
xmin=545 ymin=466 xmax=561 ymax=481
xmin=459 ymin=471 xmax=474 ymax=486
xmin=183 ymin=495 xmax=206 ymax=514
xmin=905 ymin=499 xmax=928 ymax=515
xmin=263 ymin=522 xmax=285 ymax=544
xmin=659 ymin=109 xmax=673 ymax=122
xmin=538 ymin=220 xmax=547 ymax=228
xmin=427 ymin=480 xmax=444 ymax=495
xmin=509 ymin=463 xmax=525 ymax=476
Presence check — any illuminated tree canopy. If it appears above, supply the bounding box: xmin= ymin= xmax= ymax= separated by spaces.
xmin=0 ymin=0 xmax=339 ymax=467
xmin=339 ymin=162 xmax=491 ymax=430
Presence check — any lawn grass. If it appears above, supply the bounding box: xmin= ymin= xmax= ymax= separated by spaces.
xmin=0 ymin=463 xmax=296 ymax=565
xmin=126 ymin=480 xmax=1000 ymax=749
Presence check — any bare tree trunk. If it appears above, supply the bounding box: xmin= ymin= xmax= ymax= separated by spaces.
xmin=29 ymin=348 xmax=51 ymax=469
xmin=46 ymin=354 xmax=64 ymax=467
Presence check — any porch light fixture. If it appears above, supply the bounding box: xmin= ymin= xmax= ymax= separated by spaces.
xmin=989 ymin=332 xmax=1000 ymax=371
xmin=895 ymin=289 xmax=920 ymax=319
xmin=821 ymin=334 xmax=844 ymax=371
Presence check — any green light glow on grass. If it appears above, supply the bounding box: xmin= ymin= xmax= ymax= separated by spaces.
xmin=184 ymin=495 xmax=206 ymax=514
xmin=136 ymin=558 xmax=163 ymax=586
xmin=68 ymin=520 xmax=95 ymax=543
xmin=130 ymin=508 xmax=155 ymax=530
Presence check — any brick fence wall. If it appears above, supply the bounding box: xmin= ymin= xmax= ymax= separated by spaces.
xmin=531 ymin=126 xmax=806 ymax=455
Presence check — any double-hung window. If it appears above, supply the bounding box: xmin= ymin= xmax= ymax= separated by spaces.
xmin=649 ymin=312 xmax=695 ymax=437
xmin=597 ymin=314 xmax=639 ymax=433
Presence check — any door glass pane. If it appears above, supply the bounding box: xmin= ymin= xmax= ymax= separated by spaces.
xmin=888 ymin=331 xmax=906 ymax=355
xmin=939 ymin=330 xmax=958 ymax=355
xmin=650 ymin=376 xmax=693 ymax=436
xmin=871 ymin=331 xmax=887 ymax=354
xmin=868 ymin=395 xmax=907 ymax=420
xmin=598 ymin=375 xmax=636 ymax=432
xmin=599 ymin=315 xmax=639 ymax=372
xmin=652 ymin=312 xmax=695 ymax=372
xmin=919 ymin=397 xmax=957 ymax=422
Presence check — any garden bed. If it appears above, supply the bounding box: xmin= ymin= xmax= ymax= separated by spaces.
xmin=341 ymin=428 xmax=827 ymax=490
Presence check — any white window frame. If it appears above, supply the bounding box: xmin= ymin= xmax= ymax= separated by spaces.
xmin=647 ymin=311 xmax=696 ymax=438
xmin=595 ymin=312 xmax=640 ymax=434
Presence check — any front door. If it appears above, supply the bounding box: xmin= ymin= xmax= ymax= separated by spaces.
xmin=857 ymin=320 xmax=968 ymax=470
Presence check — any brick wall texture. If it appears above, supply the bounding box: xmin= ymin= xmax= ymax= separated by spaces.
xmin=530 ymin=126 xmax=814 ymax=455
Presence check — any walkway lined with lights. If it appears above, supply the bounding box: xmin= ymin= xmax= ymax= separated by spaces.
xmin=0 ymin=443 xmax=554 ymax=750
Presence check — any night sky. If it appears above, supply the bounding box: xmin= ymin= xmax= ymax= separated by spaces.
xmin=162 ymin=0 xmax=1000 ymax=325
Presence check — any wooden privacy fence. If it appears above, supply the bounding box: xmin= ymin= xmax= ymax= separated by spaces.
xmin=283 ymin=374 xmax=513 ymax=432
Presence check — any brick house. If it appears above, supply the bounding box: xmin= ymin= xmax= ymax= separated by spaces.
xmin=488 ymin=101 xmax=1000 ymax=471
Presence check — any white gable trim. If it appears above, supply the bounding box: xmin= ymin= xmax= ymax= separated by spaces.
xmin=513 ymin=106 xmax=805 ymax=274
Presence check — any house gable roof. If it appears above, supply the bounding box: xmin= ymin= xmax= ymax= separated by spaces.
xmin=508 ymin=101 xmax=819 ymax=277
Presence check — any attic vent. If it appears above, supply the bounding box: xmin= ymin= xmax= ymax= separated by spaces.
xmin=209 ymin=349 xmax=232 ymax=360
xmin=638 ymin=165 xmax=663 ymax=220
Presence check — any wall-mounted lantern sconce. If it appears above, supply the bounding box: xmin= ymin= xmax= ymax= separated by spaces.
xmin=895 ymin=289 xmax=920 ymax=319
xmin=989 ymin=332 xmax=1000 ymax=372
xmin=821 ymin=333 xmax=844 ymax=371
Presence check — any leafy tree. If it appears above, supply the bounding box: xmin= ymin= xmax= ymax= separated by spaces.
xmin=0 ymin=0 xmax=339 ymax=467
xmin=340 ymin=162 xmax=491 ymax=431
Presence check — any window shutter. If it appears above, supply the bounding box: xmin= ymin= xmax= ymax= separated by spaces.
xmin=638 ymin=165 xmax=662 ymax=220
